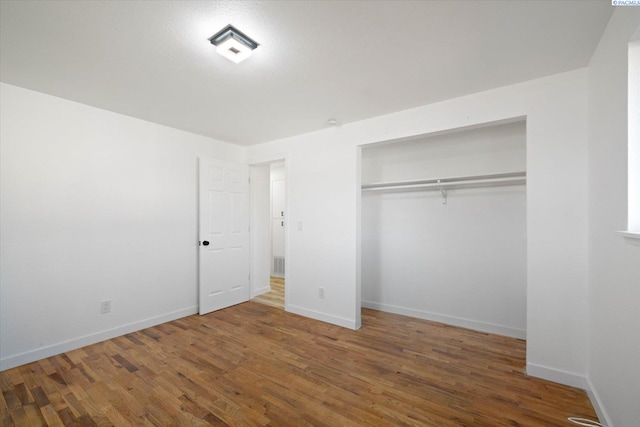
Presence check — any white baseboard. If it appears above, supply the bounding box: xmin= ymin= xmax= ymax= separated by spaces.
xmin=527 ymin=366 xmax=613 ymax=426
xmin=251 ymin=286 xmax=271 ymax=298
xmin=287 ymin=304 xmax=358 ymax=330
xmin=362 ymin=300 xmax=526 ymax=339
xmin=526 ymin=362 xmax=587 ymax=389
xmin=585 ymin=377 xmax=614 ymax=427
xmin=0 ymin=306 xmax=198 ymax=372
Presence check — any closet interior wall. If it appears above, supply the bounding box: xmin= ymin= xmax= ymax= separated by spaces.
xmin=361 ymin=120 xmax=527 ymax=338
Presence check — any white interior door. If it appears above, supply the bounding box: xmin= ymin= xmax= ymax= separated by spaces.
xmin=271 ymin=179 xmax=286 ymax=259
xmin=272 ymin=179 xmax=286 ymax=218
xmin=199 ymin=158 xmax=250 ymax=315
xmin=271 ymin=178 xmax=286 ymax=276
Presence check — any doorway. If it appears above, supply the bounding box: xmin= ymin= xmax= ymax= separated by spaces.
xmin=250 ymin=160 xmax=287 ymax=310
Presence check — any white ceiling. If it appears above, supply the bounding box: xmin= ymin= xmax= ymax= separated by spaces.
xmin=0 ymin=1 xmax=613 ymax=146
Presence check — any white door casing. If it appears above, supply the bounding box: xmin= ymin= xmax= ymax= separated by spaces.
xmin=199 ymin=158 xmax=250 ymax=315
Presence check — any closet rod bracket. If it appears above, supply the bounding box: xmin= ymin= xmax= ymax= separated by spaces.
xmin=438 ymin=180 xmax=447 ymax=205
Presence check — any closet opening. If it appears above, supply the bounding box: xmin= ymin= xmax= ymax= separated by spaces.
xmin=359 ymin=118 xmax=527 ymax=340
xmin=250 ymin=160 xmax=287 ymax=310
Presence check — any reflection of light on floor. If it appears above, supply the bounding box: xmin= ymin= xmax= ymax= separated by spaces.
xmin=252 ymin=276 xmax=284 ymax=309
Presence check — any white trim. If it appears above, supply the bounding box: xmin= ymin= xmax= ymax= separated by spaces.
xmin=362 ymin=300 xmax=526 ymax=339
xmin=247 ymin=152 xmax=290 ymax=166
xmin=286 ymin=304 xmax=359 ymax=330
xmin=526 ymin=362 xmax=587 ymax=389
xmin=585 ymin=377 xmax=614 ymax=427
xmin=617 ymin=230 xmax=640 ymax=241
xmin=251 ymin=286 xmax=271 ymax=298
xmin=0 ymin=306 xmax=197 ymax=372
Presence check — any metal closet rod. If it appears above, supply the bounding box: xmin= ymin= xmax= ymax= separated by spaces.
xmin=361 ymin=171 xmax=526 ymax=192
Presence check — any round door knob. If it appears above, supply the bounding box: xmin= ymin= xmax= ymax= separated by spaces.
xmin=202 ymin=241 xmax=210 ymax=246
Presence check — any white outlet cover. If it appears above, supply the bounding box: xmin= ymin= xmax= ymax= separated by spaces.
xmin=101 ymin=300 xmax=111 ymax=314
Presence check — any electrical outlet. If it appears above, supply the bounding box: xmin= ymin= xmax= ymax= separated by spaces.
xmin=101 ymin=299 xmax=111 ymax=314
xmin=319 ymin=288 xmax=325 ymax=299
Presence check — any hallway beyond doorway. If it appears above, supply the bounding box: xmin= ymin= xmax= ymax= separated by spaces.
xmin=253 ymin=276 xmax=284 ymax=309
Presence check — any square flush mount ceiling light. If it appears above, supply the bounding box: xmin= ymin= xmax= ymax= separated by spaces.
xmin=209 ymin=25 xmax=259 ymax=63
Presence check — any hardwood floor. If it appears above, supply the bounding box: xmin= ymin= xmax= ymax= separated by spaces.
xmin=0 ymin=302 xmax=597 ymax=426
xmin=252 ymin=277 xmax=284 ymax=309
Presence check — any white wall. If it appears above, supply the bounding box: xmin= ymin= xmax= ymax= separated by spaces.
xmin=361 ymin=121 xmax=526 ymax=183
xmin=361 ymin=121 xmax=527 ymax=338
xmin=248 ymin=133 xmax=362 ymax=329
xmin=247 ymin=67 xmax=589 ymax=387
xmin=0 ymin=82 xmax=244 ymax=370
xmin=587 ymin=9 xmax=640 ymax=427
xmin=270 ymin=163 xmax=286 ymax=182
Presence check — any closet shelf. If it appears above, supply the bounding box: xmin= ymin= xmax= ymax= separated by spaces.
xmin=361 ymin=171 xmax=526 ymax=192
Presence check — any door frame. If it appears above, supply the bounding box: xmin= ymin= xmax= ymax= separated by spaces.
xmin=249 ymin=155 xmax=290 ymax=311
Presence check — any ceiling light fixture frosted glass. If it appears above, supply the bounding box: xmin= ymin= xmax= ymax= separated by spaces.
xmin=209 ymin=25 xmax=259 ymax=64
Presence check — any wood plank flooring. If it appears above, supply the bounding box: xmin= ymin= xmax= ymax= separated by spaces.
xmin=252 ymin=277 xmax=284 ymax=310
xmin=0 ymin=302 xmax=598 ymax=426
